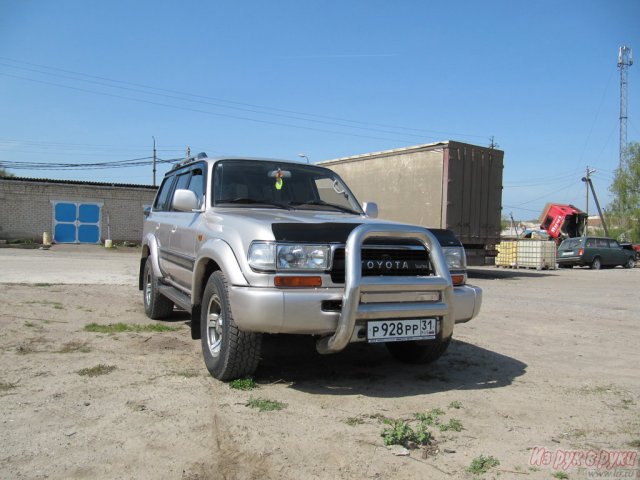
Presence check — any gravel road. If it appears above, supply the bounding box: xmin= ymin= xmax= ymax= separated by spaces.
xmin=0 ymin=246 xmax=638 ymax=479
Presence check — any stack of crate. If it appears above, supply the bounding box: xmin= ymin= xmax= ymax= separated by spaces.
xmin=495 ymin=240 xmax=557 ymax=270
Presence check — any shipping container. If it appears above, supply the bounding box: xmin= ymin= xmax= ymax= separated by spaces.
xmin=319 ymin=141 xmax=504 ymax=265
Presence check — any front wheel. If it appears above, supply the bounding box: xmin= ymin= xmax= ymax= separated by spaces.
xmin=200 ymin=271 xmax=262 ymax=381
xmin=624 ymin=257 xmax=636 ymax=269
xmin=386 ymin=337 xmax=451 ymax=364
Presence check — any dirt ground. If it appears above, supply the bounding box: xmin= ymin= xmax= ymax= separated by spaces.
xmin=0 ymin=246 xmax=638 ymax=480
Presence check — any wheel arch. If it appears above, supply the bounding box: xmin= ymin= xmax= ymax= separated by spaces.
xmin=190 ymin=239 xmax=248 ymax=340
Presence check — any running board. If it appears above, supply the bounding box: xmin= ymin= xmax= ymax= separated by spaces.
xmin=158 ymin=285 xmax=192 ymax=313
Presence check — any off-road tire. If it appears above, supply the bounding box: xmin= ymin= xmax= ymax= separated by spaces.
xmin=143 ymin=258 xmax=174 ymax=319
xmin=591 ymin=257 xmax=602 ymax=270
xmin=200 ymin=271 xmax=262 ymax=381
xmin=386 ymin=336 xmax=451 ymax=364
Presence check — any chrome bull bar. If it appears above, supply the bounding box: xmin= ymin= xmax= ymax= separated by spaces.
xmin=316 ymin=224 xmax=454 ymax=354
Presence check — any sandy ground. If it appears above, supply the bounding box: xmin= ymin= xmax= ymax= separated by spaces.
xmin=0 ymin=246 xmax=639 ymax=479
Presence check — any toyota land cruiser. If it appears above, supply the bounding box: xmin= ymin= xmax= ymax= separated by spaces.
xmin=140 ymin=155 xmax=482 ymax=380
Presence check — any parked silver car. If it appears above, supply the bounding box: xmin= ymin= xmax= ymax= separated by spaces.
xmin=139 ymin=155 xmax=482 ymax=380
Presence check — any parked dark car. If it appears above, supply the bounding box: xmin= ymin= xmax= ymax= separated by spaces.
xmin=557 ymin=236 xmax=636 ymax=269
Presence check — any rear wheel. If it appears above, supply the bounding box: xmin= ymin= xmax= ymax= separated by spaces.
xmin=143 ymin=258 xmax=174 ymax=319
xmin=386 ymin=337 xmax=451 ymax=364
xmin=590 ymin=257 xmax=602 ymax=270
xmin=200 ymin=271 xmax=262 ymax=381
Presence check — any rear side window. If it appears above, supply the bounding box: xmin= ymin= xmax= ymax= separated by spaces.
xmin=154 ymin=176 xmax=176 ymax=211
xmin=560 ymin=238 xmax=581 ymax=249
xmin=595 ymin=238 xmax=608 ymax=248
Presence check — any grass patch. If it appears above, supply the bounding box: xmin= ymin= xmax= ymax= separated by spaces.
xmin=246 ymin=397 xmax=286 ymax=412
xmin=24 ymin=300 xmax=64 ymax=309
xmin=367 ymin=413 xmax=392 ymax=423
xmin=16 ymin=344 xmax=37 ymax=354
xmin=229 ymin=377 xmax=258 ymax=390
xmin=448 ymin=400 xmax=463 ymax=409
xmin=553 ymin=472 xmax=569 ymax=479
xmin=0 ymin=381 xmax=17 ymax=392
xmin=381 ymin=419 xmax=433 ymax=448
xmin=344 ymin=416 xmax=365 ymax=426
xmin=415 ymin=408 xmax=445 ymax=426
xmin=57 ymin=341 xmax=91 ymax=354
xmin=84 ymin=322 xmax=179 ymax=333
xmin=467 ymin=455 xmax=500 ymax=475
xmin=77 ymin=364 xmax=116 ymax=377
xmin=438 ymin=418 xmax=463 ymax=432
xmin=621 ymin=398 xmax=636 ymax=408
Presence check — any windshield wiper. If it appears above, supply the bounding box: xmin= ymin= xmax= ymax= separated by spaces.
xmin=216 ymin=198 xmax=291 ymax=210
xmin=290 ymin=200 xmax=360 ymax=214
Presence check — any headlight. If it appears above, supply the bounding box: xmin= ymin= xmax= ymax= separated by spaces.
xmin=442 ymin=246 xmax=466 ymax=270
xmin=248 ymin=242 xmax=330 ymax=271
xmin=247 ymin=242 xmax=276 ymax=271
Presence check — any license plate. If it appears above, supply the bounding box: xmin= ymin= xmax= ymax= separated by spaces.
xmin=561 ymin=251 xmax=573 ymax=256
xmin=367 ymin=318 xmax=438 ymax=343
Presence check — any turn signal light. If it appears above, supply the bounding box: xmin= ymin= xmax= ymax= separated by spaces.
xmin=451 ymin=274 xmax=465 ymax=286
xmin=274 ymin=276 xmax=322 ymax=288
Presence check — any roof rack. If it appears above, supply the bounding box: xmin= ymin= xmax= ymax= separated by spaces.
xmin=174 ymin=152 xmax=208 ymax=169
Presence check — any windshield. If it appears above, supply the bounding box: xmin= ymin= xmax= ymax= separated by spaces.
xmin=212 ymin=160 xmax=363 ymax=214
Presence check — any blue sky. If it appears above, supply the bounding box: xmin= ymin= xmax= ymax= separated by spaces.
xmin=1 ymin=0 xmax=638 ymax=220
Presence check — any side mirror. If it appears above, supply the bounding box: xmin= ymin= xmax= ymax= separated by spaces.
xmin=173 ymin=189 xmax=200 ymax=212
xmin=363 ymin=202 xmax=378 ymax=218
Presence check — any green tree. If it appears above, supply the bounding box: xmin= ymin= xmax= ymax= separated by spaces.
xmin=608 ymin=142 xmax=640 ymax=243
xmin=0 ymin=167 xmax=14 ymax=177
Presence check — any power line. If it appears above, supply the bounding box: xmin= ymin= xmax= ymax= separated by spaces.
xmin=0 ymin=56 xmax=489 ymax=140
xmin=0 ymin=71 xmax=435 ymax=145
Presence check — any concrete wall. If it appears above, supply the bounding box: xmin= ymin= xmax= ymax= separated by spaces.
xmin=0 ymin=178 xmax=157 ymax=243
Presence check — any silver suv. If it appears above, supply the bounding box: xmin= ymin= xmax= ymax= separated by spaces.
xmin=139 ymin=155 xmax=482 ymax=380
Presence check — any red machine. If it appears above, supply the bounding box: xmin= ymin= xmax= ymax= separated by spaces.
xmin=539 ymin=203 xmax=587 ymax=243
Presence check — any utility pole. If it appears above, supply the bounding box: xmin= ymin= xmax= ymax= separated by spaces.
xmin=618 ymin=45 xmax=633 ymax=169
xmin=152 ymin=136 xmax=157 ymax=187
xmin=581 ymin=169 xmax=609 ymax=238
xmin=489 ymin=136 xmax=499 ymax=149
xmin=584 ymin=166 xmax=596 ymax=235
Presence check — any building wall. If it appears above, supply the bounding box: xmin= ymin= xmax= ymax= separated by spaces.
xmin=0 ymin=179 xmax=157 ymax=243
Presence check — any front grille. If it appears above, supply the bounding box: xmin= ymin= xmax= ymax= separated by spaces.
xmin=330 ymin=246 xmax=431 ymax=284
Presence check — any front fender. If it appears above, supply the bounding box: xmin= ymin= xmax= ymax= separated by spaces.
xmin=191 ymin=238 xmax=248 ymax=306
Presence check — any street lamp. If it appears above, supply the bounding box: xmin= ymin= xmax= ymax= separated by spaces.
xmin=297 ymin=153 xmax=310 ymax=164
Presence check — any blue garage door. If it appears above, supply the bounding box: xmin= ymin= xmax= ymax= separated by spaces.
xmin=52 ymin=202 xmax=102 ymax=244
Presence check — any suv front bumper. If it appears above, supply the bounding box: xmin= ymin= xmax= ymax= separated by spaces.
xmin=229 ymin=282 xmax=482 ymax=336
